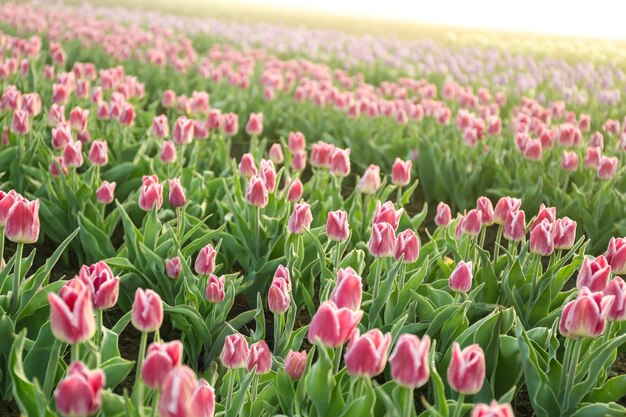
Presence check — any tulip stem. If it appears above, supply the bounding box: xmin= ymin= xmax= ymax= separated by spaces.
xmin=372 ymin=258 xmax=383 ymax=300
xmin=334 ymin=241 xmax=341 ymax=271
xmin=150 ymin=392 xmax=160 ymax=417
xmin=563 ymin=339 xmax=582 ymax=411
xmin=95 ymin=309 xmax=103 ymax=348
xmin=273 ymin=313 xmax=281 ymax=355
xmin=135 ymin=331 xmax=149 ymax=389
xmin=452 ymin=393 xmax=465 ymax=417
xmin=253 ymin=206 xmax=260 ymax=259
xmin=404 ymin=388 xmax=414 ymax=417
xmin=71 ymin=343 xmax=80 ymax=363
xmin=225 ymin=370 xmax=235 ymax=411
xmin=333 ymin=346 xmax=343 ymax=374
xmin=558 ymin=338 xmax=573 ymax=398
xmin=396 ymin=186 xmax=403 ymax=207
xmin=10 ymin=242 xmax=24 ymax=315
xmin=0 ymin=227 xmax=5 ymax=270
xmin=524 ymin=255 xmax=541 ymax=325
xmin=493 ymin=227 xmax=502 ymax=260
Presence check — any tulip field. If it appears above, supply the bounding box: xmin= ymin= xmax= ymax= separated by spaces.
xmin=1 ymin=1 xmax=626 ymax=416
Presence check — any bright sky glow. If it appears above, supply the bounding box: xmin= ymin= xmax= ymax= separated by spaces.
xmin=254 ymin=0 xmax=626 ymax=40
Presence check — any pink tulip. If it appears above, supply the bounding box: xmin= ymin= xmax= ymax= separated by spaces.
xmin=447 ymin=343 xmax=485 ymax=395
xmin=49 ymin=279 xmax=95 ymax=344
xmin=48 ymin=103 xmax=65 ymax=127
xmin=118 ymin=103 xmax=135 ymax=127
xmin=552 ymin=217 xmax=576 ymax=250
xmin=284 ymin=350 xmax=307 ymax=380
xmin=561 ymin=151 xmax=579 ymax=172
xmin=152 ymin=115 xmax=169 ymax=138
xmin=63 ymin=141 xmax=84 ymax=168
xmin=330 ymin=148 xmax=351 ymax=177
xmin=530 ymin=219 xmax=554 ymax=256
xmin=606 ymin=237 xmax=626 ymax=274
xmin=286 ymin=178 xmax=303 ymax=202
xmin=165 ymin=257 xmax=182 ymax=279
xmin=269 ymin=143 xmax=284 ymax=165
xmin=577 ymin=256 xmax=611 ymax=292
xmin=221 ymin=334 xmax=250 ymax=369
xmin=246 ymin=340 xmax=273 ymax=374
xmin=0 ymin=190 xmax=21 ymax=227
xmin=494 ymin=197 xmax=522 ymax=225
xmin=394 ymin=229 xmax=420 ymax=263
xmin=138 ymin=175 xmax=163 ymax=211
xmin=449 ymin=261 xmax=473 ymax=293
xmin=345 ymin=329 xmax=391 ymax=377
xmin=476 ymin=197 xmax=494 ymax=226
xmin=96 ymin=181 xmax=116 ymax=205
xmin=268 ymin=277 xmax=290 ymax=314
xmin=172 ymin=116 xmax=194 ymax=145
xmin=259 ymin=159 xmax=277 ymax=193
xmin=368 ymin=222 xmax=396 ymax=258
xmin=291 ymin=149 xmax=307 ymax=171
xmin=330 ymin=267 xmax=362 ymax=311
xmin=195 ymin=244 xmax=217 ymax=276
xmin=326 ymin=210 xmax=349 ymax=241
xmin=288 ymin=202 xmax=313 ymax=234
xmin=389 ymin=334 xmax=431 ymax=389
xmin=54 ymin=361 xmax=105 ymax=417
xmin=5 ymin=198 xmax=40 ymax=244
xmin=190 ymin=91 xmax=210 ymax=115
xmin=131 ymin=288 xmax=163 ymax=333
xmin=359 ymin=165 xmax=381 ymax=194
xmin=189 ymin=379 xmax=216 ymax=417
xmin=288 ymin=131 xmax=306 ymax=152
xmin=205 ymin=275 xmax=225 ymax=303
xmin=78 ymin=261 xmax=119 ymax=310
xmin=310 ymin=141 xmax=335 ymax=168
xmin=10 ymin=109 xmax=29 ymax=135
xmin=162 ymin=90 xmax=177 ymax=108
xmin=247 ymin=176 xmax=268 ymax=208
xmin=168 ymin=178 xmax=186 ymax=208
xmin=245 ymin=113 xmax=264 ymax=136
xmin=530 ymin=204 xmax=556 ymax=232
xmin=585 ymin=147 xmax=602 ymax=170
xmin=239 ymin=153 xmax=257 ymax=178
xmin=158 ymin=366 xmax=197 ymax=417
xmin=590 ymin=131 xmax=604 ymax=148
xmin=435 ymin=202 xmax=452 ymax=227
xmin=50 ymin=156 xmax=68 ymax=178
xmin=96 ymin=101 xmax=109 ymax=120
xmin=503 ymin=210 xmax=525 ymax=242
xmin=471 ymin=401 xmax=514 ymax=417
xmin=161 ymin=140 xmax=177 ymax=164
xmin=274 ymin=265 xmax=291 ymax=289
xmin=88 ymin=140 xmax=108 ymax=166
xmin=391 ymin=158 xmax=412 ymax=186
xmin=604 ymin=277 xmax=626 ymax=322
xmin=221 ymin=112 xmax=239 ymax=136
xmin=597 ymin=156 xmax=618 ymax=180
xmin=560 ymin=287 xmax=614 ymax=338
xmin=462 ymin=209 xmax=482 ymax=236
xmin=69 ymin=107 xmax=89 ymax=132
xmin=308 ymin=301 xmax=363 ymax=347
xmin=207 ymin=109 xmax=223 ymax=130
xmin=142 ymin=340 xmax=183 ymax=390
xmin=373 ymin=201 xmax=403 ymax=231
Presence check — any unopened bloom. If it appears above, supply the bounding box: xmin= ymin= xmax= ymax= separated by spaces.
xmin=358 ymin=165 xmax=381 ymax=194
xmin=269 ymin=143 xmax=284 ymax=164
xmin=449 ymin=261 xmax=473 ymax=293
xmin=245 ymin=113 xmax=264 ymax=136
xmin=308 ymin=301 xmax=363 ymax=348
xmin=559 ymin=287 xmax=614 ymax=338
xmin=552 ymin=217 xmax=576 ymax=250
xmin=368 ymin=222 xmax=396 ymax=258
xmin=389 ymin=334 xmax=431 ymax=389
xmin=291 ymin=150 xmax=307 ymax=171
xmin=259 ymin=159 xmax=277 ymax=192
xmin=311 ymin=141 xmax=335 ymax=168
xmin=330 ymin=148 xmax=350 ymax=177
xmin=561 ymin=151 xmax=579 ymax=172
xmin=284 ymin=350 xmax=307 ymax=380
xmin=286 ymin=178 xmax=303 ymax=202
xmin=373 ymin=201 xmax=403 ymax=231
xmin=63 ymin=141 xmax=84 ymax=168
xmin=247 ymin=340 xmax=272 ymax=374
xmin=221 ymin=334 xmax=249 ymax=369
xmin=165 ymin=257 xmax=182 ymax=279
xmin=476 ymin=197 xmax=494 ymax=226
xmin=239 ymin=153 xmax=257 ymax=178
xmin=530 ymin=219 xmax=554 ymax=256
xmin=195 ymin=244 xmax=217 ymax=276
xmin=606 ymin=237 xmax=626 ymax=274
xmin=54 ymin=361 xmax=105 ymax=417
xmin=326 ymin=210 xmax=350 ymax=241
xmin=160 ymin=140 xmax=177 ymax=164
xmin=391 ymin=158 xmax=412 ymax=186
xmin=268 ymin=277 xmax=290 ymax=314
xmin=205 ymin=275 xmax=225 ymax=303
xmin=151 ymin=115 xmax=169 ymax=138
xmin=394 ymin=229 xmax=420 ymax=263
xmin=503 ymin=210 xmax=525 ymax=241
xmin=78 ymin=261 xmax=119 ymax=310
xmin=246 ymin=176 xmax=268 ymax=207
xmin=49 ymin=280 xmax=95 ymax=344
xmin=604 ymin=277 xmax=626 ymax=322
xmin=138 ymin=175 xmax=163 ymax=211
xmin=288 ymin=131 xmax=306 ymax=152
xmin=88 ymin=140 xmax=108 ymax=166
xmin=597 ymin=156 xmax=618 ymax=180
xmin=5 ymin=198 xmax=40 ymax=244
xmin=344 ymin=329 xmax=392 ymax=377
xmin=471 ymin=401 xmax=514 ymax=417
xmin=131 ymin=288 xmax=163 ymax=333
xmin=577 ymin=256 xmax=611 ymax=292
xmin=330 ymin=267 xmax=362 ymax=311
xmin=96 ymin=181 xmax=116 ymax=205
xmin=142 ymin=340 xmax=183 ymax=390
xmin=447 ymin=343 xmax=485 ymax=395
xmin=462 ymin=209 xmax=482 ymax=236
xmin=172 ymin=116 xmax=194 ymax=145
xmin=435 ymin=202 xmax=452 ymax=227
xmin=288 ymin=202 xmax=313 ymax=234
xmin=168 ymin=178 xmax=186 ymax=208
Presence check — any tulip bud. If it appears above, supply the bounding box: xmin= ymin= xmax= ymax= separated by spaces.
xmin=151 ymin=114 xmax=169 ymax=138
xmin=207 ymin=108 xmax=223 ymax=130
xmin=239 ymin=153 xmax=258 ymax=178
xmin=597 ymin=156 xmax=618 ymax=180
xmin=471 ymin=401 xmax=514 ymax=417
xmin=48 ymin=103 xmax=65 ymax=127
xmin=69 ymin=107 xmax=89 ymax=132
xmin=50 ymin=156 xmax=68 ymax=178
xmin=435 ymin=202 xmax=452 ymax=227
xmin=447 ymin=343 xmax=485 ymax=395
xmin=308 ymin=301 xmax=363 ymax=348
xmin=494 ymin=197 xmax=522 ymax=225
xmin=330 ymin=267 xmax=362 ymax=311
xmin=138 ymin=175 xmax=163 ymax=211
xmin=189 ymin=379 xmax=216 ymax=417
xmin=311 ymin=141 xmax=335 ymax=168
xmin=552 ymin=217 xmax=576 ymax=250
xmin=119 ymin=103 xmax=135 ymax=126
xmin=206 ymin=274 xmax=225 ymax=303
xmin=160 ymin=140 xmax=177 ymax=164
xmin=577 ymin=256 xmax=611 ymax=292
xmin=391 ymin=158 xmax=412 ymax=186
xmin=389 ymin=334 xmax=431 ymax=389
xmin=221 ymin=333 xmax=250 ymax=369
xmin=530 ymin=219 xmax=554 ymax=256
xmin=449 ymin=261 xmax=473 ymax=293
xmin=532 ymin=205 xmax=556 ymax=232
xmin=288 ymin=131 xmax=306 ymax=152
xmin=462 ymin=209 xmax=482 ymax=236
xmin=246 ymin=176 xmax=268 ymax=208
xmin=162 ymin=90 xmax=176 ymax=108
xmin=259 ymin=159 xmax=277 ymax=193
xmin=358 ymin=165 xmax=381 ymax=194
xmin=63 ymin=141 xmax=84 ymax=168
xmin=604 ymin=277 xmax=626 ymax=322
xmin=286 ymin=178 xmax=303 ymax=202
xmin=52 ymin=123 xmax=73 ymax=151
xmin=326 ymin=210 xmax=350 ymax=242
xmin=606 ymin=237 xmax=626 ymax=274
xmin=11 ymin=109 xmax=30 ymax=135
xmin=330 ymin=148 xmax=351 ymax=177
xmin=476 ymin=197 xmax=494 ymax=226
xmin=269 ymin=143 xmax=284 ymax=164
xmin=96 ymin=181 xmax=116 ymax=205
xmin=584 ymin=146 xmax=601 ymax=169
xmin=78 ymin=261 xmax=119 ymax=310
xmin=559 ymin=287 xmax=614 ymax=338
xmin=368 ymin=222 xmax=396 ymax=258
xmin=195 ymin=244 xmax=217 ymax=276
xmin=268 ymin=277 xmax=290 ymax=314
xmin=0 ymin=190 xmax=21 ymax=227
xmin=165 ymin=257 xmax=182 ymax=279
xmin=142 ymin=341 xmax=183 ymax=390
xmin=158 ymin=366 xmax=197 ymax=417
xmin=168 ymin=178 xmax=186 ymax=208
xmin=284 ymin=350 xmax=307 ymax=380
xmin=503 ymin=210 xmax=526 ymax=242
xmin=88 ymin=140 xmax=108 ymax=166
xmin=96 ymin=101 xmax=109 ymax=120
xmin=394 ymin=229 xmax=420 ymax=263
xmin=49 ymin=281 xmax=95 ymax=344
xmin=54 ymin=361 xmax=105 ymax=417
xmin=247 ymin=340 xmax=272 ymax=374
xmin=291 ymin=150 xmax=307 ymax=171
xmin=561 ymin=150 xmax=579 ymax=172
xmin=344 ymin=329 xmax=391 ymax=377
xmin=590 ymin=131 xmax=604 ymax=148
xmin=273 ymin=264 xmax=291 ymax=289
xmin=245 ymin=113 xmax=263 ymax=136
xmin=288 ymin=202 xmax=313 ymax=234
xmin=5 ymin=198 xmax=40 ymax=244
xmin=221 ymin=112 xmax=239 ymax=136
xmin=131 ymin=288 xmax=163 ymax=333
xmin=373 ymin=201 xmax=403 ymax=231
xmin=172 ymin=116 xmax=194 ymax=145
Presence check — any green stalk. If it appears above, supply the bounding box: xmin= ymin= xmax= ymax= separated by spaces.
xmin=10 ymin=242 xmax=24 ymax=315
xmin=95 ymin=309 xmax=103 ymax=348
xmin=334 ymin=241 xmax=341 ymax=271
xmin=563 ymin=339 xmax=582 ymax=411
xmin=225 ymin=370 xmax=235 ymax=411
xmin=150 ymin=392 xmax=160 ymax=417
xmin=405 ymin=387 xmax=414 ymax=417
xmin=558 ymin=337 xmax=573 ymax=398
xmin=372 ymin=258 xmax=383 ymax=300
xmin=273 ymin=313 xmax=281 ymax=355
xmin=396 ymin=186 xmax=403 ymax=207
xmin=451 ymin=393 xmax=465 ymax=417
xmin=254 ymin=205 xmax=260 ymax=259
xmin=333 ymin=346 xmax=343 ymax=374
xmin=524 ymin=255 xmax=542 ymax=325
xmin=0 ymin=228 xmax=5 ymax=269
xmin=135 ymin=332 xmax=149 ymax=386
xmin=71 ymin=343 xmax=80 ymax=363
xmin=494 ymin=226 xmax=503 ymax=260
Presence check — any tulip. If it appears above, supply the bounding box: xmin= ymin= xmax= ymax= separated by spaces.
xmin=358 ymin=164 xmax=381 ymax=194
xmin=284 ymin=350 xmax=307 ymax=380
xmin=48 ymin=103 xmax=65 ymax=127
xmin=272 ymin=266 xmax=291 ymax=291
xmin=259 ymin=159 xmax=277 ymax=192
xmin=330 ymin=147 xmax=350 ymax=177
xmin=158 ymin=366 xmax=197 ymax=417
xmin=373 ymin=201 xmax=403 ymax=231
xmin=462 ymin=209 xmax=482 ymax=236
xmin=503 ymin=209 xmax=525 ymax=241
xmin=577 ymin=256 xmax=611 ymax=292
xmin=172 ymin=116 xmax=194 ymax=145
xmin=206 ymin=274 xmax=225 ymax=303
xmin=195 ymin=244 xmax=217 ymax=276
xmin=88 ymin=140 xmax=108 ymax=166
xmin=449 ymin=261 xmax=473 ymax=293
xmin=239 ymin=153 xmax=257 ymax=178
xmin=330 ymin=267 xmax=362 ymax=311
xmin=118 ymin=103 xmax=135 ymax=126
xmin=0 ymin=190 xmax=21 ymax=227
xmin=131 ymin=288 xmax=163 ymax=333
xmin=291 ymin=149 xmax=307 ymax=171
xmin=584 ymin=146 xmax=602 ymax=169
xmin=344 ymin=329 xmax=391 ymax=377
xmin=606 ymin=237 xmax=626 ymax=274
xmin=190 ymin=91 xmax=210 ymax=115
xmin=54 ymin=361 xmax=105 ymax=417
xmin=247 ymin=340 xmax=272 ymax=374
xmin=69 ymin=107 xmax=89 ymax=132
xmin=447 ymin=342 xmax=485 ymax=395
xmin=561 ymin=151 xmax=579 ymax=172
xmin=597 ymin=156 xmax=618 ymax=180
xmin=311 ymin=141 xmax=335 ymax=168
xmin=63 ymin=141 xmax=84 ymax=168
xmin=389 ymin=334 xmax=431 ymax=388
xmin=78 ymin=261 xmax=119 ymax=310
xmin=559 ymin=287 xmax=614 ymax=338
xmin=245 ymin=113 xmax=263 ymax=136
xmin=368 ymin=222 xmax=396 ymax=258
xmin=530 ymin=219 xmax=554 ymax=256
xmin=162 ymin=89 xmax=177 ymax=108
xmin=394 ymin=229 xmax=420 ymax=263
xmin=269 ymin=143 xmax=284 ymax=164
xmin=49 ymin=279 xmax=95 ymax=344
xmin=207 ymin=109 xmax=223 ymax=129
xmin=288 ymin=131 xmax=306 ymax=152
xmin=390 ymin=158 xmax=412 ymax=186
xmin=52 ymin=122 xmax=73 ymax=149
xmin=590 ymin=131 xmax=604 ymax=148
xmin=530 ymin=204 xmax=556 ymax=232
xmin=151 ymin=114 xmax=169 ymax=138
xmin=168 ymin=178 xmax=186 ymax=208
xmin=51 ymin=156 xmax=68 ymax=178
xmin=604 ymin=277 xmax=626 ymax=322
xmin=552 ymin=217 xmax=576 ymax=250
xmin=246 ymin=176 xmax=268 ymax=208
xmin=435 ymin=202 xmax=452 ymax=227
xmin=165 ymin=257 xmax=182 ymax=279
xmin=11 ymin=109 xmax=29 ymax=135
xmin=188 ymin=379 xmax=216 ymax=417
xmin=308 ymin=301 xmax=363 ymax=347
xmin=96 ymin=181 xmax=115 ymax=205
xmin=476 ymin=197 xmax=494 ymax=226
xmin=471 ymin=401 xmax=514 ymax=417
xmin=160 ymin=140 xmax=177 ymax=164
xmin=268 ymin=277 xmax=290 ymax=314
xmin=221 ymin=112 xmax=239 ymax=136
xmin=287 ymin=202 xmax=313 ymax=234
xmin=494 ymin=197 xmax=522 ymax=226
xmin=326 ymin=210 xmax=350 ymax=241
xmin=221 ymin=334 xmax=250 ymax=369
xmin=286 ymin=178 xmax=303 ymax=202
xmin=5 ymin=198 xmax=39 ymax=244
xmin=138 ymin=175 xmax=163 ymax=211
xmin=142 ymin=340 xmax=183 ymax=390
xmin=96 ymin=101 xmax=109 ymax=120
